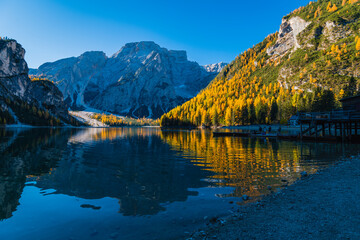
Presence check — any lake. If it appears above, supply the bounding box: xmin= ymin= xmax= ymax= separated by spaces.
xmin=0 ymin=127 xmax=359 ymax=240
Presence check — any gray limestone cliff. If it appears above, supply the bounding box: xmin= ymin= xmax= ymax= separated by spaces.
xmin=267 ymin=16 xmax=311 ymax=57
xmin=0 ymin=39 xmax=75 ymax=125
xmin=31 ymin=41 xmax=223 ymax=118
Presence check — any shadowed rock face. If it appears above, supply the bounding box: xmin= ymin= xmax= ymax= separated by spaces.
xmin=25 ymin=80 xmax=68 ymax=117
xmin=30 ymin=41 xmax=223 ymax=118
xmin=0 ymin=128 xmax=71 ymax=220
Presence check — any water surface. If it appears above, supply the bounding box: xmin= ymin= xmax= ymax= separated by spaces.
xmin=0 ymin=127 xmax=359 ymax=239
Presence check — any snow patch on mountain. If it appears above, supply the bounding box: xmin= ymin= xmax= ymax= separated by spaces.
xmin=31 ymin=41 xmax=224 ymax=118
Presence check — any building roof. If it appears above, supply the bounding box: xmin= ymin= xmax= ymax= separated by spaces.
xmin=289 ymin=115 xmax=299 ymax=120
xmin=340 ymin=94 xmax=360 ymax=102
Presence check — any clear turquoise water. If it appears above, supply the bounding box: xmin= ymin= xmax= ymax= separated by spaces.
xmin=0 ymin=127 xmax=359 ymax=240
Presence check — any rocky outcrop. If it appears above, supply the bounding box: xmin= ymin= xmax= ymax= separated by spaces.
xmin=267 ymin=16 xmax=311 ymax=57
xmin=320 ymin=21 xmax=353 ymax=48
xmin=31 ymin=41 xmax=222 ymax=118
xmin=0 ymin=39 xmax=76 ymax=125
xmin=26 ymin=80 xmax=67 ymax=116
xmin=0 ymin=40 xmax=29 ymax=98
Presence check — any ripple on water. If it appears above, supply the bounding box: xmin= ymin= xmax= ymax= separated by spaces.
xmin=0 ymin=127 xmax=359 ymax=239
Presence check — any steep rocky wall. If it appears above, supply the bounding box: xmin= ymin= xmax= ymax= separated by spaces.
xmin=0 ymin=39 xmax=78 ymax=126
xmin=31 ymin=41 xmax=224 ymax=119
xmin=0 ymin=40 xmax=30 ymax=98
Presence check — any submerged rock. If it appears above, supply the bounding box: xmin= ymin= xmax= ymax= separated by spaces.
xmin=301 ymin=171 xmax=308 ymax=178
xmin=80 ymin=204 xmax=101 ymax=210
xmin=242 ymin=195 xmax=249 ymax=201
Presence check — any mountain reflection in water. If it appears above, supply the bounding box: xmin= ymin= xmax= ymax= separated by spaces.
xmin=0 ymin=127 xmax=359 ymax=230
xmin=34 ymin=128 xmax=209 ymax=216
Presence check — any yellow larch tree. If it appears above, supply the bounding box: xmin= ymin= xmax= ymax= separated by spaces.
xmin=356 ymin=37 xmax=360 ymax=51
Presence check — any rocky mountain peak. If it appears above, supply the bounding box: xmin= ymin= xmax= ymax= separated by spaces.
xmin=0 ymin=40 xmax=28 ymax=78
xmin=202 ymin=62 xmax=227 ymax=73
xmin=112 ymin=41 xmax=163 ymax=59
xmin=31 ymin=42 xmax=222 ymax=118
xmin=0 ymin=39 xmax=30 ymax=97
xmin=79 ymin=51 xmax=107 ymax=60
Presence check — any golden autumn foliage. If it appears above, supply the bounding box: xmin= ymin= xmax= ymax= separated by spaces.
xmin=160 ymin=0 xmax=360 ymax=128
xmin=327 ymin=3 xmax=338 ymax=12
xmin=91 ymin=113 xmax=159 ymax=126
xmin=161 ymin=130 xmax=337 ymax=197
xmin=356 ymin=37 xmax=360 ymax=51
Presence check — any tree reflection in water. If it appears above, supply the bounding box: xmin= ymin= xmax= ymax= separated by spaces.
xmin=0 ymin=127 xmax=358 ymax=221
xmin=160 ymin=130 xmax=356 ymax=198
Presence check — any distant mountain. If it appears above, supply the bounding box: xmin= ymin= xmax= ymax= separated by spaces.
xmin=161 ymin=0 xmax=360 ymax=127
xmin=30 ymin=41 xmax=223 ymax=118
xmin=202 ymin=62 xmax=227 ymax=73
xmin=0 ymin=39 xmax=79 ymax=126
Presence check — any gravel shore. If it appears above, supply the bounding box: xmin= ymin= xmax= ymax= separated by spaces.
xmin=189 ymin=156 xmax=360 ymax=240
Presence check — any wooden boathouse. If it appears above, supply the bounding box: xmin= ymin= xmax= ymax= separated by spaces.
xmin=299 ymin=95 xmax=360 ymax=142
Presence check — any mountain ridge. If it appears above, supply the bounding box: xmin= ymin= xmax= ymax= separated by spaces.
xmin=30 ymin=41 xmax=226 ymax=119
xmin=161 ymin=0 xmax=360 ymax=127
xmin=0 ymin=38 xmax=80 ymax=126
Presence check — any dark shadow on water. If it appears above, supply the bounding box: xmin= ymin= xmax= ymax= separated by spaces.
xmin=0 ymin=127 xmax=75 ymax=220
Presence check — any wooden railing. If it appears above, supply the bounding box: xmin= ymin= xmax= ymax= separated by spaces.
xmin=298 ymin=110 xmax=360 ymax=121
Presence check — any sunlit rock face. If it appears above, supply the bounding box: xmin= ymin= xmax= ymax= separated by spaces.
xmin=0 ymin=39 xmax=70 ymax=123
xmin=31 ymin=41 xmax=223 ymax=118
xmin=267 ymin=16 xmax=311 ymax=57
xmin=0 ymin=40 xmax=30 ymax=98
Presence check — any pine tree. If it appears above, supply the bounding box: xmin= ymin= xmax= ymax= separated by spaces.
xmin=248 ymin=103 xmax=256 ymax=124
xmin=201 ymin=110 xmax=211 ymax=127
xmin=240 ymin=104 xmax=249 ymax=125
xmin=225 ymin=108 xmax=233 ymax=126
xmin=270 ymin=101 xmax=278 ymax=123
xmin=211 ymin=107 xmax=219 ymax=126
xmin=344 ymin=77 xmax=357 ymax=97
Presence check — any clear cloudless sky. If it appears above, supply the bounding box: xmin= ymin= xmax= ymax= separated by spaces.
xmin=0 ymin=0 xmax=312 ymax=68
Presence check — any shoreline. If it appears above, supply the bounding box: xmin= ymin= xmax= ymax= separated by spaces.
xmin=188 ymin=154 xmax=360 ymax=240
xmin=222 ymin=124 xmax=301 ymax=132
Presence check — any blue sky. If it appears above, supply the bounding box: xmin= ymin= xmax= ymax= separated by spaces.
xmin=0 ymin=0 xmax=312 ymax=68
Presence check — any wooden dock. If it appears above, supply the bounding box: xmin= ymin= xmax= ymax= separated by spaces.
xmin=299 ymin=111 xmax=360 ymax=142
xmin=213 ymin=132 xmax=250 ymax=137
xmin=213 ymin=110 xmax=360 ymax=142
xmin=213 ymin=131 xmax=279 ymax=138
